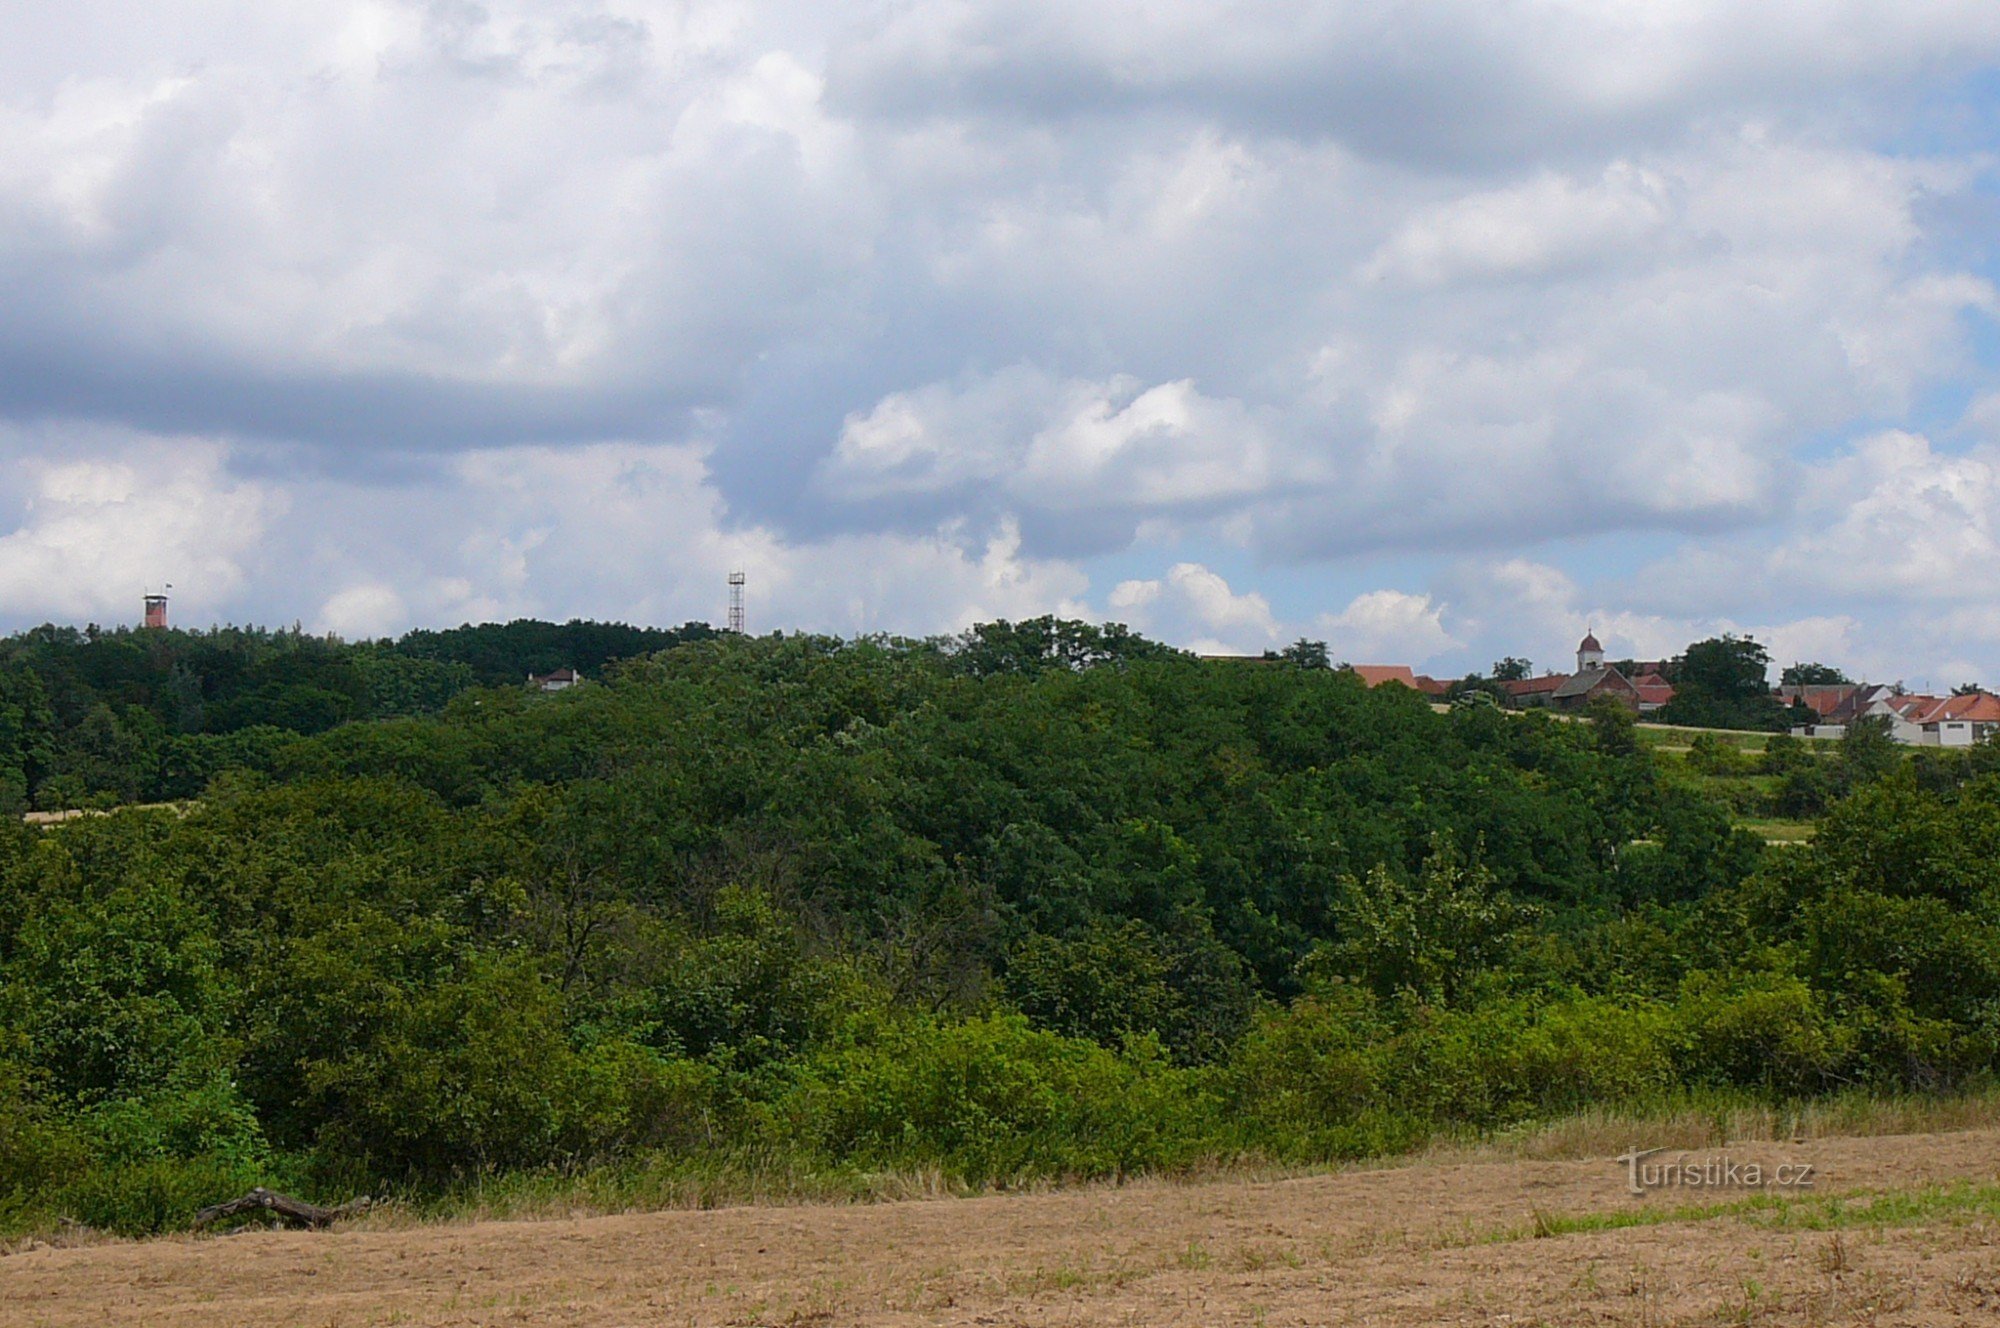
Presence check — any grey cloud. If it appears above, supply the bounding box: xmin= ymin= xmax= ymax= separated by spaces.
xmin=1 ymin=1 xmax=1999 ymax=677
xmin=825 ymin=2 xmax=2000 ymax=165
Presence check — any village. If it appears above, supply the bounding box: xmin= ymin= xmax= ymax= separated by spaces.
xmin=1354 ymin=631 xmax=2000 ymax=748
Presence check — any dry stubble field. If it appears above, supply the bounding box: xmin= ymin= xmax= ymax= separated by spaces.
xmin=7 ymin=1127 xmax=2000 ymax=1326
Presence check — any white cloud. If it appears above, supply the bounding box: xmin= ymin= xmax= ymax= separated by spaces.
xmin=1 ymin=3 xmax=2000 ymax=680
xmin=1774 ymin=431 xmax=2000 ymax=596
xmin=0 ymin=427 xmax=283 ymax=623
xmin=316 ymin=583 xmax=408 ymax=638
xmin=1317 ymin=589 xmax=1460 ymax=665
xmin=824 ymin=370 xmax=1281 ymax=526
xmin=1109 ymin=562 xmax=1279 ymax=653
xmin=1364 ymin=162 xmax=1677 ymax=286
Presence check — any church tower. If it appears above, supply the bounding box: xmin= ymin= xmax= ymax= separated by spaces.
xmin=1577 ymin=630 xmax=1604 ymax=673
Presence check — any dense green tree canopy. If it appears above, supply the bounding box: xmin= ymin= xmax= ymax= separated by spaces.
xmin=0 ymin=620 xmax=1994 ymax=1236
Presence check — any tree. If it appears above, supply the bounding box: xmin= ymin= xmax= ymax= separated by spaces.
xmin=1839 ymin=714 xmax=1901 ymax=786
xmin=1658 ymin=635 xmax=1787 ymax=731
xmin=1277 ymin=639 xmax=1331 ymax=669
xmin=1490 ymin=657 xmax=1533 ymax=682
xmin=1323 ymin=842 xmax=1524 ymax=1004
xmin=948 ymin=617 xmax=1183 ymax=676
xmin=1585 ymin=692 xmax=1640 ymax=755
xmin=1680 ymin=636 xmax=1774 ymax=701
xmin=47 ymin=703 xmax=155 ymax=806
xmin=1782 ymin=662 xmax=1851 ymax=687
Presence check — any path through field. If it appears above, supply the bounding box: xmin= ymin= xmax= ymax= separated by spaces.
xmin=8 ymin=1128 xmax=2000 ymax=1326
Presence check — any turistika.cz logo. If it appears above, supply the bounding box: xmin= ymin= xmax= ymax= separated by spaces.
xmin=1616 ymin=1147 xmax=1816 ymax=1195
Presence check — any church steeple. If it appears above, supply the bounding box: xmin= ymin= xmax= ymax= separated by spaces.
xmin=1577 ymin=629 xmax=1605 ymax=672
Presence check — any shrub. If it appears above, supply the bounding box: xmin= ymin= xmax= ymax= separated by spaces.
xmin=304 ymin=954 xmax=634 ymax=1179
xmin=1673 ymin=971 xmax=1852 ymax=1094
xmin=55 ymin=1155 xmax=265 ymax=1237
xmin=779 ymin=1014 xmax=1215 ymax=1185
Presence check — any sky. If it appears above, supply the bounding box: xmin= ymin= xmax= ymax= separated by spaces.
xmin=5 ymin=1 xmax=2000 ymax=686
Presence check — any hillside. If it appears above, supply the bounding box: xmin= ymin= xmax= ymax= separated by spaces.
xmin=6 ymin=622 xmax=2000 ymax=1241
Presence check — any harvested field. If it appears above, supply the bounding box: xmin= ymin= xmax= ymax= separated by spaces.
xmin=8 ymin=1128 xmax=2000 ymax=1326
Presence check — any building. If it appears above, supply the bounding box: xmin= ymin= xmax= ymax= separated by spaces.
xmin=1576 ymin=631 xmax=1604 ymax=671
xmin=143 ymin=592 xmax=169 ymax=630
xmin=1889 ymin=692 xmax=2000 ymax=746
xmin=1630 ymin=673 xmax=1675 ymax=711
xmin=527 ymin=667 xmax=580 ymax=692
xmin=1788 ymin=683 xmax=2000 ymax=746
xmin=1502 ymin=633 xmax=1672 ymax=714
xmin=1351 ymin=664 xmax=1450 ymax=697
xmin=1551 ymin=665 xmax=1643 ymax=712
xmin=1503 ymin=673 xmax=1568 ymax=708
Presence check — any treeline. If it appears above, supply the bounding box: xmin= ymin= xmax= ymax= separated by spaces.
xmin=3 ymin=624 xmax=1999 ymax=1235
xmin=0 ymin=618 xmax=717 ymax=812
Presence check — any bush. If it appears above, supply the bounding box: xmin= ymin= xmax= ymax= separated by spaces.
xmin=55 ymin=1155 xmax=266 ymax=1237
xmin=1224 ymin=989 xmax=1410 ymax=1160
xmin=780 ymin=1014 xmax=1216 ymax=1184
xmin=303 ymin=954 xmax=639 ymax=1179
xmin=1673 ymin=972 xmax=1852 ymax=1094
xmin=1687 ymin=733 xmax=1755 ymax=777
xmin=1380 ymin=996 xmax=1677 ymax=1126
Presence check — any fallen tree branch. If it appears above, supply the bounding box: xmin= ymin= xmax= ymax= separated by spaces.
xmin=192 ymin=1188 xmax=371 ymax=1231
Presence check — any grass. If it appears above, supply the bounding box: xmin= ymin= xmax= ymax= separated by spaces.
xmin=1481 ymin=1179 xmax=2000 ymax=1247
xmin=1737 ymin=817 xmax=1817 ymax=843
xmin=15 ymin=1085 xmax=2000 ymax=1248
xmin=310 ymin=1085 xmax=2000 ymax=1235
xmin=1412 ymin=1083 xmax=2000 ymax=1169
xmin=1636 ymin=725 xmax=1782 ymax=751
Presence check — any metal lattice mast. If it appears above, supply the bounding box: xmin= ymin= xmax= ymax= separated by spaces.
xmin=727 ymin=571 xmax=746 ymax=634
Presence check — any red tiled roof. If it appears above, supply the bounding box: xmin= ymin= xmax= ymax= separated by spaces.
xmin=1504 ymin=674 xmax=1569 ymax=696
xmin=1352 ymin=664 xmax=1419 ymax=689
xmin=1889 ymin=694 xmax=1937 ymax=720
xmin=1800 ymin=687 xmax=1854 ymax=718
xmin=1908 ymin=692 xmax=2000 ymax=725
xmin=1949 ymin=693 xmax=2000 ymax=722
xmin=1413 ymin=675 xmax=1450 ymax=697
xmin=1633 ymin=683 xmax=1675 ymax=706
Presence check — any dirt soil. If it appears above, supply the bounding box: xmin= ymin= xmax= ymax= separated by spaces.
xmin=8 ymin=1129 xmax=2000 ymax=1326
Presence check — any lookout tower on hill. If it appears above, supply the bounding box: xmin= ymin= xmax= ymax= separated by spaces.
xmin=143 ymin=588 xmax=170 ymax=630
xmin=1577 ymin=630 xmax=1604 ymax=672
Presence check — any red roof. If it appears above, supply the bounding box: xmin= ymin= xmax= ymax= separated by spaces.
xmin=1633 ymin=684 xmax=1674 ymax=706
xmin=1792 ymin=685 xmax=1856 ymax=718
xmin=1903 ymin=692 xmax=2000 ymax=725
xmin=1413 ymin=675 xmax=1450 ymax=697
xmin=1352 ymin=664 xmax=1419 ymax=689
xmin=1949 ymin=693 xmax=2000 ymax=722
xmin=1578 ymin=632 xmax=1602 ymax=652
xmin=1504 ymin=674 xmax=1569 ymax=696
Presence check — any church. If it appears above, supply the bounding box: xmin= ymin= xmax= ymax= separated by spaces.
xmin=1502 ymin=633 xmax=1675 ymax=713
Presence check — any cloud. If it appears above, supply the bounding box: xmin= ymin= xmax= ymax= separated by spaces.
xmin=2 ymin=2 xmax=2000 ymax=680
xmin=107 ymin=432 xmax=1091 ymax=641
xmin=1363 ymin=163 xmax=1679 ymax=286
xmin=1109 ymin=562 xmax=1279 ymax=653
xmin=0 ymin=426 xmax=283 ymax=622
xmin=823 ymin=369 xmax=1279 ymax=536
xmin=1774 ymin=431 xmax=2000 ymax=597
xmin=826 ymin=2 xmax=2000 ymax=162
xmin=1317 ymin=589 xmax=1460 ymax=665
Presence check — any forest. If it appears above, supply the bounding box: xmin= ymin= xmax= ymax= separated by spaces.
xmin=3 ymin=618 xmax=1999 ymax=1235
